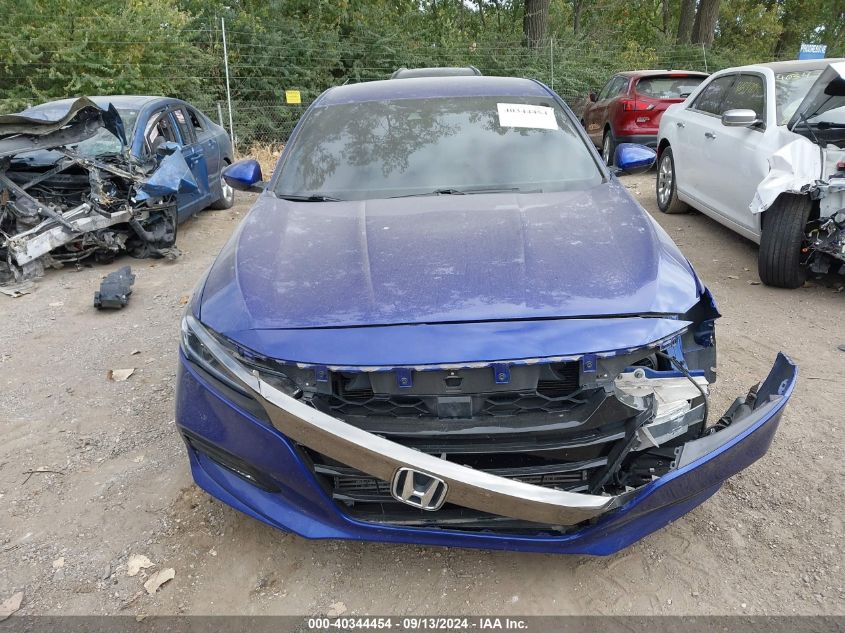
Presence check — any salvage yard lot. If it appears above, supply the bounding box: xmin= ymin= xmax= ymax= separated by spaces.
xmin=0 ymin=172 xmax=842 ymax=616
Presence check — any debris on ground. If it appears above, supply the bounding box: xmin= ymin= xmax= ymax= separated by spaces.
xmin=0 ymin=591 xmax=23 ymax=622
xmin=108 ymin=368 xmax=135 ymax=382
xmin=0 ymin=98 xmax=196 ymax=287
xmin=21 ymin=468 xmax=64 ymax=484
xmin=126 ymin=554 xmax=154 ymax=577
xmin=327 ymin=602 xmax=347 ymax=617
xmin=143 ymin=568 xmax=175 ymax=595
xmin=94 ymin=265 xmax=135 ymax=309
xmin=0 ymin=280 xmax=33 ymax=298
xmin=120 ymin=590 xmax=144 ymax=610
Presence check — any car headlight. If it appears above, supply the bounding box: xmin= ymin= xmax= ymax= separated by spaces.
xmin=180 ymin=314 xmax=302 ymax=398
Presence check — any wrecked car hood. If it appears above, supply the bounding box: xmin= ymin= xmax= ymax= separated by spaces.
xmin=200 ymin=180 xmax=700 ymax=333
xmin=0 ymin=96 xmax=127 ymax=152
xmin=787 ymin=61 xmax=845 ymax=129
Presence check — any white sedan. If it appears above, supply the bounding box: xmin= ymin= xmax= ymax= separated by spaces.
xmin=655 ymin=59 xmax=845 ymax=288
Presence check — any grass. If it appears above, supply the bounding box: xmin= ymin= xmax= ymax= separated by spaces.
xmin=240 ymin=142 xmax=285 ymax=179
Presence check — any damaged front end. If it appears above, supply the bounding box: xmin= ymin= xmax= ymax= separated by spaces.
xmin=0 ymin=97 xmax=196 ymax=285
xmin=175 ymin=287 xmax=797 ymax=553
xmin=753 ymin=61 xmax=845 ymax=275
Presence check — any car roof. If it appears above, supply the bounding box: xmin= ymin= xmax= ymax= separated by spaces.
xmin=720 ymin=58 xmax=845 ymax=74
xmin=24 ymin=95 xmax=164 ymax=113
xmin=317 ymin=76 xmax=551 ymax=107
xmin=391 ymin=66 xmax=482 ymax=79
xmin=616 ymin=70 xmax=709 ymax=78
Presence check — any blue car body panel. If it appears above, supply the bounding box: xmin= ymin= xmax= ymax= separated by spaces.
xmin=200 ymin=318 xmax=691 ymax=369
xmin=176 ymin=351 xmax=796 ymax=555
xmin=200 ymin=182 xmax=698 ymax=334
xmin=175 ymin=76 xmax=796 ymax=554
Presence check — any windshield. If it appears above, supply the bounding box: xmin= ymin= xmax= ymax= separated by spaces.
xmin=776 ymin=70 xmax=823 ymax=125
xmin=72 ymin=108 xmax=139 ymax=156
xmin=274 ymin=96 xmax=602 ymax=201
xmin=635 ymin=75 xmax=705 ymax=99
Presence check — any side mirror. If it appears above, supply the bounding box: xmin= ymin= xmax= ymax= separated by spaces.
xmin=223 ymin=159 xmax=265 ymax=193
xmin=721 ymin=109 xmax=758 ymax=127
xmin=614 ymin=143 xmax=656 ymax=175
xmin=589 ymin=91 xmax=597 ymax=103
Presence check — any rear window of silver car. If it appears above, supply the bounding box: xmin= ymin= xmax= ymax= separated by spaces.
xmin=274 ymin=96 xmax=603 ymax=201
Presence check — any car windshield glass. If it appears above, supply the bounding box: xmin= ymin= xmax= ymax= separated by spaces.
xmin=775 ymin=70 xmax=823 ymax=125
xmin=72 ymin=108 xmax=139 ymax=156
xmin=636 ymin=76 xmax=705 ymax=99
xmin=274 ymin=96 xmax=602 ymax=201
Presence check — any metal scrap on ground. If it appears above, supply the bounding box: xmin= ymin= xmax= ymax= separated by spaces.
xmin=94 ymin=265 xmax=135 ymax=309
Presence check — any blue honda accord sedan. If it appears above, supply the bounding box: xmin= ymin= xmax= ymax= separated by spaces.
xmin=175 ymin=76 xmax=796 ymax=555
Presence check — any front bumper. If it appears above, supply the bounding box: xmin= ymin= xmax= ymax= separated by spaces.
xmin=615 ymin=133 xmax=658 ymax=148
xmin=175 ymin=318 xmax=796 ymax=554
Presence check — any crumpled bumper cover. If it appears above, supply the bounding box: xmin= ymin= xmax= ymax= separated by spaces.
xmin=174 ymin=318 xmax=796 ymax=554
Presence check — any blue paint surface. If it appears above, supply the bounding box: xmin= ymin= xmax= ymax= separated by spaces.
xmin=200 ymin=182 xmax=699 ymax=341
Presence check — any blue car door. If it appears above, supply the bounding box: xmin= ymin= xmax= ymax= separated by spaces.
xmin=186 ymin=106 xmax=222 ymax=189
xmin=143 ymin=109 xmax=207 ymax=221
xmin=170 ymin=106 xmax=213 ymax=220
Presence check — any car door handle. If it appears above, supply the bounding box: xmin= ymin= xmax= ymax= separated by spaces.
xmin=704 ymin=131 xmax=716 ymax=139
xmin=676 ymin=121 xmax=685 ymax=128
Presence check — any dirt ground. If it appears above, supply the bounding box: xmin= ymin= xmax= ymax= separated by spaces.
xmin=1 ymin=172 xmax=843 ymax=617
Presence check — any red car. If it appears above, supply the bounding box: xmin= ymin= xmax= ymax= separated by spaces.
xmin=582 ymin=70 xmax=708 ymax=164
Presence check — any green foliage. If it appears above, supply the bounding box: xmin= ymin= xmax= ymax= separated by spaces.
xmin=0 ymin=0 xmax=214 ymax=112
xmin=1 ymin=0 xmax=841 ymax=146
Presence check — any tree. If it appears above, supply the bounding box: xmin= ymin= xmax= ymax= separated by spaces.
xmin=768 ymin=0 xmax=844 ymax=58
xmin=676 ymin=0 xmax=696 ymax=44
xmin=572 ymin=0 xmax=585 ymax=36
xmin=523 ymin=0 xmax=550 ymax=48
xmin=0 ymin=0 xmax=207 ymax=113
xmin=691 ymin=0 xmax=722 ymax=47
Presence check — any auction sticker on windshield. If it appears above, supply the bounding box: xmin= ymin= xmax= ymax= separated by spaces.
xmin=497 ymin=103 xmax=557 ymax=129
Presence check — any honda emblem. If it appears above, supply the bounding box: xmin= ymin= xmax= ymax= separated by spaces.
xmin=391 ymin=467 xmax=448 ymax=511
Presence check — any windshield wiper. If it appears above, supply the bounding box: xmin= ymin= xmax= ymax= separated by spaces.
xmin=278 ymin=194 xmax=342 ymax=202
xmin=390 ymin=186 xmax=535 ymax=199
xmin=791 ymin=112 xmax=822 ymax=145
xmin=390 ymin=188 xmax=466 ymax=198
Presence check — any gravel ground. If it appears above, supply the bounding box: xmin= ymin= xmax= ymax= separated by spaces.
xmin=0 ymin=172 xmax=843 ymax=617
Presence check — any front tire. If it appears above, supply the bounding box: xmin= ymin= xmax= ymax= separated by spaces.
xmin=758 ymin=194 xmax=812 ymax=289
xmin=656 ymin=147 xmax=688 ymax=214
xmin=209 ymin=173 xmax=235 ymax=210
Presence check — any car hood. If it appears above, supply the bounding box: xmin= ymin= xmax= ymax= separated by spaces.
xmin=788 ymin=60 xmax=845 ymax=129
xmin=0 ymin=96 xmax=127 ymax=148
xmin=199 ymin=180 xmax=700 ymax=334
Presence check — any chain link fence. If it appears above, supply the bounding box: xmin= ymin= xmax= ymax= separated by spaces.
xmin=0 ymin=21 xmax=796 ymax=168
xmin=219 ymin=36 xmax=719 ymax=157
